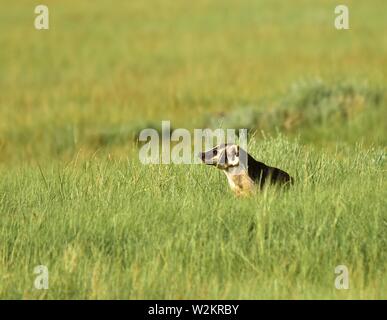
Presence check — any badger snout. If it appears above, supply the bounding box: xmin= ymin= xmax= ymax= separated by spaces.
xmin=198 ymin=151 xmax=215 ymax=165
xmin=198 ymin=152 xmax=209 ymax=164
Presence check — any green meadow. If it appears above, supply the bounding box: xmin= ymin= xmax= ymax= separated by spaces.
xmin=0 ymin=0 xmax=386 ymax=299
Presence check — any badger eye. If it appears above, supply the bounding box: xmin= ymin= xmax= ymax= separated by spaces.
xmin=213 ymin=149 xmax=218 ymax=156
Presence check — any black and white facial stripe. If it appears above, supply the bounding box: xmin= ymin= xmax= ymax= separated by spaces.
xmin=199 ymin=143 xmax=242 ymax=169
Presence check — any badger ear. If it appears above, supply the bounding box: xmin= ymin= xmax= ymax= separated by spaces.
xmin=227 ymin=145 xmax=239 ymax=166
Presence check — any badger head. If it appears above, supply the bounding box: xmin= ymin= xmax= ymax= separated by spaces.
xmin=199 ymin=143 xmax=246 ymax=170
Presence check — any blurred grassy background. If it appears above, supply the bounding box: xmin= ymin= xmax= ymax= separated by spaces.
xmin=0 ymin=0 xmax=386 ymax=164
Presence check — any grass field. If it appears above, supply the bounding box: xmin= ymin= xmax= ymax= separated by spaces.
xmin=0 ymin=0 xmax=386 ymax=299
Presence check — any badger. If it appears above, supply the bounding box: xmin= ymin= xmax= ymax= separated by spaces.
xmin=199 ymin=143 xmax=293 ymax=196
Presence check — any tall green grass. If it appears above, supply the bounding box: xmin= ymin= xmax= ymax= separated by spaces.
xmin=0 ymin=137 xmax=385 ymax=299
